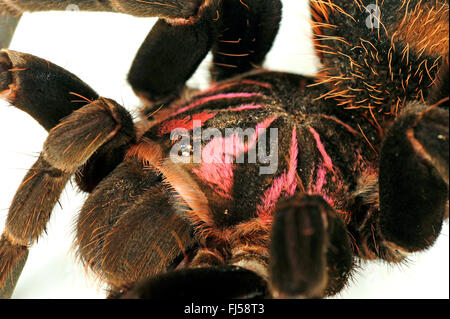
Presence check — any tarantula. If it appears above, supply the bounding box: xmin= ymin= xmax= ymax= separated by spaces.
xmin=0 ymin=0 xmax=448 ymax=299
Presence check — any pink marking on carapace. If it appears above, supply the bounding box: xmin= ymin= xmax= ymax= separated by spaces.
xmin=174 ymin=92 xmax=263 ymax=116
xmin=308 ymin=165 xmax=339 ymax=209
xmin=153 ymin=92 xmax=264 ymax=124
xmin=196 ymin=79 xmax=272 ymax=96
xmin=192 ymin=116 xmax=278 ymax=198
xmin=227 ymin=104 xmax=264 ymax=112
xmin=322 ymin=193 xmax=335 ymax=207
xmin=257 ymin=173 xmax=286 ymax=225
xmin=309 ymin=127 xmax=335 ymax=172
xmin=285 ymin=127 xmax=299 ymax=196
xmin=311 ymin=166 xmax=327 ymax=194
xmin=192 ymin=162 xmax=234 ymax=199
xmin=239 ymin=80 xmax=272 ymax=89
xmin=257 ymin=128 xmax=299 ymax=225
xmin=158 ymin=112 xmax=216 ymax=136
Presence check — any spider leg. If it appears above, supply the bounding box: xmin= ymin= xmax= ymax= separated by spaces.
xmin=120 ymin=265 xmax=267 ymax=299
xmin=0 ymin=13 xmax=21 ymax=49
xmin=1 ymin=49 xmax=137 ymax=193
xmin=0 ymin=50 xmax=97 ymax=298
xmin=129 ymin=0 xmax=282 ymax=116
xmin=0 ymin=89 xmax=134 ymax=298
xmin=128 ymin=14 xmax=213 ymax=116
xmin=0 ymin=156 xmax=70 ymax=299
xmin=0 ymin=236 xmax=27 ymax=298
xmin=0 ymin=49 xmax=98 ymax=130
xmin=0 ymin=0 xmax=205 ymax=52
xmin=210 ymin=0 xmax=282 ymax=82
xmin=0 ymin=0 xmax=202 ymax=19
xmin=377 ymin=103 xmax=449 ymax=254
xmin=76 ymin=158 xmax=160 ymax=283
xmin=270 ymin=193 xmax=353 ymax=298
xmin=76 ymin=156 xmax=198 ymax=294
xmin=100 ymin=183 xmax=198 ymax=294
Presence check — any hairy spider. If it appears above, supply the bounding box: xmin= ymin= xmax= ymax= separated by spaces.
xmin=0 ymin=0 xmax=448 ymax=299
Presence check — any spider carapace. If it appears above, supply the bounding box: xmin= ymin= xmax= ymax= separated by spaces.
xmin=0 ymin=0 xmax=448 ymax=298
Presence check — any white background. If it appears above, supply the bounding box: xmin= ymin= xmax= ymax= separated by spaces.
xmin=0 ymin=0 xmax=448 ymax=298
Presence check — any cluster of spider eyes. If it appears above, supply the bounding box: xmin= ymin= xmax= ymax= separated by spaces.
xmin=179 ymin=143 xmax=192 ymax=157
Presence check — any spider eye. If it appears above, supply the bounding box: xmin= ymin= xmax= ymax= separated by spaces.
xmin=179 ymin=143 xmax=192 ymax=157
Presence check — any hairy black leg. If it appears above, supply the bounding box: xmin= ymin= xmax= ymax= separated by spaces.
xmin=46 ymin=98 xmax=135 ymax=192
xmin=76 ymin=138 xmax=198 ymax=293
xmin=0 ymin=237 xmax=27 ymax=298
xmin=0 ymin=49 xmax=98 ymax=130
xmin=0 ymin=50 xmax=134 ymax=297
xmin=99 ymin=181 xmax=197 ymax=292
xmin=210 ymin=0 xmax=282 ymax=81
xmin=120 ymin=265 xmax=267 ymax=299
xmin=75 ymin=158 xmax=159 ymax=280
xmin=270 ymin=194 xmax=353 ymax=298
xmin=0 ymin=155 xmax=72 ymax=298
xmin=0 ymin=13 xmax=21 ymax=48
xmin=0 ymin=49 xmax=136 ymax=192
xmin=130 ymin=0 xmax=282 ymax=114
xmin=0 ymin=51 xmax=99 ymax=293
xmin=74 ymin=139 xmax=135 ymax=193
xmin=128 ymin=14 xmax=213 ymax=114
xmin=0 ymin=97 xmax=134 ymax=297
xmin=379 ymin=102 xmax=449 ymax=253
xmin=0 ymin=0 xmax=203 ymax=19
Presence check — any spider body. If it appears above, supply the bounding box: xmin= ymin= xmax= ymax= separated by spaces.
xmin=70 ymin=70 xmax=364 ymax=298
xmin=0 ymin=0 xmax=448 ymax=298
